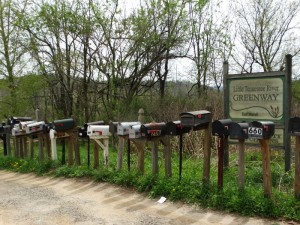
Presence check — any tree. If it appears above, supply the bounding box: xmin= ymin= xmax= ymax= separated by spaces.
xmin=0 ymin=0 xmax=30 ymax=115
xmin=232 ymin=0 xmax=300 ymax=73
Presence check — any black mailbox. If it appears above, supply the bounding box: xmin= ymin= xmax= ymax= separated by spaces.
xmin=289 ymin=117 xmax=300 ymax=135
xmin=180 ymin=110 xmax=211 ymax=131
xmin=212 ymin=119 xmax=232 ymax=137
xmin=9 ymin=117 xmax=32 ymax=126
xmin=248 ymin=121 xmax=275 ymax=139
xmin=140 ymin=122 xmax=167 ymax=138
xmin=166 ymin=120 xmax=191 ymax=136
xmin=229 ymin=122 xmax=249 ymax=140
xmin=109 ymin=121 xmax=118 ymax=134
xmin=79 ymin=121 xmax=105 ymax=138
xmin=53 ymin=118 xmax=75 ymax=132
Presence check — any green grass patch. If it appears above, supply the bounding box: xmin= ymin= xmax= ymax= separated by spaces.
xmin=0 ymin=143 xmax=299 ymax=222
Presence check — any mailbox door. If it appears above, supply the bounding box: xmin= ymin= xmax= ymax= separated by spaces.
xmin=229 ymin=122 xmax=248 ymax=140
xmin=289 ymin=117 xmax=300 ymax=135
xmin=166 ymin=121 xmax=191 ymax=136
xmin=180 ymin=110 xmax=211 ymax=131
xmin=248 ymin=121 xmax=274 ymax=139
xmin=212 ymin=119 xmax=232 ymax=137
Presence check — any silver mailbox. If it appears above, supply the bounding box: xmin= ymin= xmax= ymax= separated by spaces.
xmin=117 ymin=122 xmax=141 ymax=136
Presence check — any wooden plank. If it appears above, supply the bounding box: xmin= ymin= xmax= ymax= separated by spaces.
xmin=38 ymin=134 xmax=44 ymax=160
xmin=68 ymin=132 xmax=74 ymax=166
xmin=29 ymin=137 xmax=34 ymax=159
xmin=161 ymin=136 xmax=171 ymax=178
xmin=132 ymin=140 xmax=145 ymax=173
xmin=259 ymin=139 xmax=272 ymax=198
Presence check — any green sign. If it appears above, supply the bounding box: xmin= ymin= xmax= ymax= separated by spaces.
xmin=228 ymin=77 xmax=284 ymax=122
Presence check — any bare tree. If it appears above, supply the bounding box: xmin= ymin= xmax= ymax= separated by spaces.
xmin=232 ymin=0 xmax=300 ymax=73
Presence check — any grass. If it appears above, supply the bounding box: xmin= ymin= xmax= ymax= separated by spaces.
xmin=0 ymin=140 xmax=299 ymax=222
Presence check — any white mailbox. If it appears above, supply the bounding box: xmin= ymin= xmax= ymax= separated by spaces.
xmin=129 ymin=124 xmax=142 ymax=139
xmin=117 ymin=122 xmax=141 ymax=136
xmin=87 ymin=125 xmax=111 ymax=139
xmin=20 ymin=121 xmax=36 ymax=131
xmin=25 ymin=121 xmax=45 ymax=134
xmin=12 ymin=126 xmax=22 ymax=136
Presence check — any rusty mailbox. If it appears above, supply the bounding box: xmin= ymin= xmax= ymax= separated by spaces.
xmin=166 ymin=120 xmax=191 ymax=136
xmin=78 ymin=121 xmax=105 ymax=138
xmin=212 ymin=119 xmax=232 ymax=137
xmin=248 ymin=121 xmax=275 ymax=139
xmin=117 ymin=122 xmax=141 ymax=136
xmin=289 ymin=117 xmax=300 ymax=136
xmin=140 ymin=122 xmax=167 ymax=138
xmin=229 ymin=122 xmax=249 ymax=140
xmin=180 ymin=110 xmax=211 ymax=131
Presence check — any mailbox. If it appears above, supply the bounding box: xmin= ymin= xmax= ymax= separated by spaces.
xmin=229 ymin=122 xmax=249 ymax=140
xmin=289 ymin=117 xmax=300 ymax=135
xmin=12 ymin=125 xmax=23 ymax=136
xmin=140 ymin=122 xmax=167 ymax=138
xmin=180 ymin=110 xmax=211 ymax=131
xmin=78 ymin=121 xmax=105 ymax=137
xmin=25 ymin=121 xmax=45 ymax=134
xmin=109 ymin=121 xmax=119 ymax=134
xmin=9 ymin=117 xmax=32 ymax=126
xmin=52 ymin=118 xmax=75 ymax=132
xmin=166 ymin=120 xmax=191 ymax=136
xmin=129 ymin=124 xmax=142 ymax=139
xmin=212 ymin=119 xmax=232 ymax=137
xmin=87 ymin=125 xmax=111 ymax=139
xmin=248 ymin=121 xmax=275 ymax=139
xmin=117 ymin=122 xmax=141 ymax=136
xmin=20 ymin=121 xmax=36 ymax=130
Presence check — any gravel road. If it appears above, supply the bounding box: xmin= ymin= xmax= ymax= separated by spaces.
xmin=0 ymin=170 xmax=297 ymax=225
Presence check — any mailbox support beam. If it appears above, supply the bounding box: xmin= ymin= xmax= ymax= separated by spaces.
xmin=238 ymin=139 xmax=245 ymax=189
xmin=259 ymin=139 xmax=272 ymax=198
xmin=152 ymin=140 xmax=159 ymax=175
xmin=179 ymin=134 xmax=183 ymax=180
xmin=131 ymin=139 xmax=145 ymax=173
xmin=6 ymin=133 xmax=11 ymax=156
xmin=295 ymin=136 xmax=300 ymax=198
xmin=117 ymin=138 xmax=125 ymax=170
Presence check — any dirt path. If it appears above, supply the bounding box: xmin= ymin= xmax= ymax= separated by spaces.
xmin=0 ymin=170 xmax=297 ymax=225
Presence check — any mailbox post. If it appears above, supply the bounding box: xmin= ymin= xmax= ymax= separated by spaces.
xmin=180 ymin=110 xmax=212 ymax=183
xmin=212 ymin=119 xmax=232 ymax=190
xmin=288 ymin=117 xmax=300 ymax=199
xmin=117 ymin=122 xmax=141 ymax=171
xmin=140 ymin=122 xmax=171 ymax=177
xmin=166 ymin=120 xmax=191 ymax=180
xmin=129 ymin=124 xmax=146 ymax=173
xmin=249 ymin=121 xmax=275 ymax=198
xmin=229 ymin=122 xmax=249 ymax=189
xmin=78 ymin=121 xmax=105 ymax=167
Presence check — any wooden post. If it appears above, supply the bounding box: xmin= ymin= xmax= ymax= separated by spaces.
xmin=179 ymin=134 xmax=183 ymax=180
xmin=29 ymin=137 xmax=34 ymax=159
xmin=87 ymin=137 xmax=91 ymax=167
xmin=259 ymin=139 xmax=272 ymax=198
xmin=132 ymin=140 xmax=145 ymax=173
xmin=73 ymin=130 xmax=81 ymax=165
xmin=68 ymin=132 xmax=74 ymax=166
xmin=14 ymin=137 xmax=19 ymax=157
xmin=152 ymin=140 xmax=159 ymax=175
xmin=161 ymin=136 xmax=171 ymax=177
xmin=117 ymin=137 xmax=124 ymax=170
xmin=38 ymin=134 xmax=44 ymax=160
xmin=61 ymin=139 xmax=66 ymax=165
xmin=19 ymin=137 xmax=24 ymax=159
xmin=203 ymin=123 xmax=212 ymax=183
xmin=127 ymin=139 xmax=130 ymax=171
xmin=295 ymin=136 xmax=300 ymax=198
xmin=94 ymin=141 xmax=99 ymax=169
xmin=23 ymin=136 xmax=28 ymax=158
xmin=103 ymin=139 xmax=109 ymax=166
xmin=3 ymin=135 xmax=7 ymax=156
xmin=217 ymin=136 xmax=225 ymax=190
xmin=6 ymin=133 xmax=11 ymax=157
xmin=45 ymin=134 xmax=51 ymax=159
xmin=238 ymin=139 xmax=245 ymax=189
xmin=285 ymin=54 xmax=292 ymax=172
xmin=223 ymin=61 xmax=229 ymax=168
